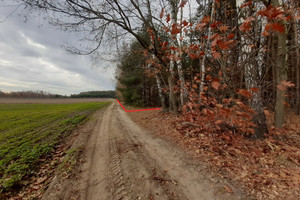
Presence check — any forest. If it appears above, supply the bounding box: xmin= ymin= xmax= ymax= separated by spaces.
xmin=116 ymin=0 xmax=300 ymax=139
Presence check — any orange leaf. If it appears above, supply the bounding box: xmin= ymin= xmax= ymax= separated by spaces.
xmin=201 ymin=16 xmax=211 ymax=24
xmin=277 ymin=80 xmax=295 ymax=91
xmin=264 ymin=110 xmax=270 ymax=116
xmin=211 ymin=81 xmax=221 ymax=90
xmin=219 ymin=25 xmax=229 ymax=32
xmin=206 ymin=75 xmax=212 ymax=81
xmin=189 ymin=52 xmax=199 ymax=59
xmin=227 ymin=33 xmax=235 ymax=39
xmin=215 ymin=120 xmax=222 ymax=125
xmin=237 ymin=89 xmax=252 ymax=98
xmin=250 ymin=87 xmax=259 ymax=92
xmin=212 ymin=51 xmax=221 ymax=59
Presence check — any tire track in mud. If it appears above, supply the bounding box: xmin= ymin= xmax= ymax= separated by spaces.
xmin=86 ymin=103 xmax=112 ymax=200
xmin=108 ymin=137 xmax=133 ymax=200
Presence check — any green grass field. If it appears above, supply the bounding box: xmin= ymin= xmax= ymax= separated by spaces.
xmin=0 ymin=102 xmax=109 ymax=191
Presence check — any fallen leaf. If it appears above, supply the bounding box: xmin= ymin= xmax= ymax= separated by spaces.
xmin=224 ymin=185 xmax=234 ymax=193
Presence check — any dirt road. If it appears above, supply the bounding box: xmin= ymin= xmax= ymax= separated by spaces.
xmin=43 ymin=101 xmax=245 ymax=200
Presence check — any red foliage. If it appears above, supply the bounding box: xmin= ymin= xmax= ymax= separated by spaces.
xmin=277 ymin=80 xmax=295 ymax=91
xmin=212 ymin=51 xmax=221 ymax=59
xmin=160 ymin=8 xmax=164 ymax=19
xmin=264 ymin=22 xmax=285 ymax=36
xmin=237 ymin=89 xmax=252 ymax=98
xmin=239 ymin=17 xmax=255 ymax=32
xmin=182 ymin=20 xmax=189 ymax=27
xmin=181 ymin=76 xmax=256 ymax=137
xmin=171 ymin=24 xmax=181 ymax=35
xmin=179 ymin=1 xmax=187 ymax=8
xmin=258 ymin=5 xmax=285 ymax=20
xmin=219 ymin=25 xmax=229 ymax=32
xmin=241 ymin=0 xmax=252 ymax=9
xmin=211 ymin=81 xmax=221 ymax=90
xmin=201 ymin=16 xmax=211 ymax=24
xmin=166 ymin=14 xmax=171 ymax=23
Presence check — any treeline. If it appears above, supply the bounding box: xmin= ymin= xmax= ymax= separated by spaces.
xmin=0 ymin=90 xmax=115 ymax=98
xmin=70 ymin=91 xmax=115 ymax=98
xmin=0 ymin=90 xmax=65 ymax=98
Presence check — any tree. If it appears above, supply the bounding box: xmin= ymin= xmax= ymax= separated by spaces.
xmin=271 ymin=0 xmax=288 ymax=127
xmin=236 ymin=0 xmax=268 ymax=138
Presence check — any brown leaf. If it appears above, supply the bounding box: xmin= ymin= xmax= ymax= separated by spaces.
xmin=36 ymin=177 xmax=47 ymax=185
xmin=224 ymin=185 xmax=234 ymax=193
xmin=160 ymin=8 xmax=164 ymax=19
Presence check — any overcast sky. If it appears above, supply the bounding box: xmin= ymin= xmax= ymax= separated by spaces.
xmin=0 ymin=3 xmax=116 ymax=95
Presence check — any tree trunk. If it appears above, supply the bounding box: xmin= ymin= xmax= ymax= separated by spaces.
xmin=199 ymin=0 xmax=214 ymax=101
xmin=294 ymin=17 xmax=300 ymax=115
xmin=236 ymin=0 xmax=268 ymax=138
xmin=169 ymin=0 xmax=186 ymax=108
xmin=154 ymin=73 xmax=167 ymax=111
xmin=168 ymin=48 xmax=178 ymax=113
xmin=272 ymin=0 xmax=288 ymax=127
xmin=167 ymin=70 xmax=177 ymax=113
xmin=176 ymin=51 xmax=186 ymax=107
xmin=150 ymin=55 xmax=167 ymax=111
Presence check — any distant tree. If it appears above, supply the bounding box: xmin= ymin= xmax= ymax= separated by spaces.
xmin=0 ymin=90 xmax=64 ymax=98
xmin=70 ymin=90 xmax=115 ymax=98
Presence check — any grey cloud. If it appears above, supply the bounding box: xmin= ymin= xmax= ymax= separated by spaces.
xmin=0 ymin=2 xmax=115 ymax=95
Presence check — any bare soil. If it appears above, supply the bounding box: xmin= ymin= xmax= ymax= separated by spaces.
xmin=0 ymin=98 xmax=112 ymax=104
xmin=42 ymin=101 xmax=247 ymax=200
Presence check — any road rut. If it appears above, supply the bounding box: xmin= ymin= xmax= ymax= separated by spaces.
xmin=43 ymin=101 xmax=245 ymax=200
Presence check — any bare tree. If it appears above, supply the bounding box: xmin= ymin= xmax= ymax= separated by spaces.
xmin=12 ymin=0 xmax=174 ymax=108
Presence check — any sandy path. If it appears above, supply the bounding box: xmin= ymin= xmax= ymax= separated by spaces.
xmin=43 ymin=101 xmax=245 ymax=200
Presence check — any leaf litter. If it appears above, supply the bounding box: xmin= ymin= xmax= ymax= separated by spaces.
xmin=128 ymin=109 xmax=300 ymax=200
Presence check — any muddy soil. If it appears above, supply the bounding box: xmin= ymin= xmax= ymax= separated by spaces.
xmin=42 ymin=101 xmax=246 ymax=200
